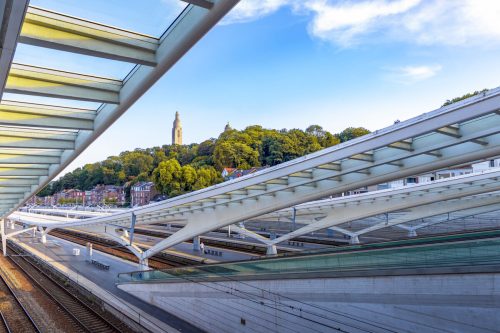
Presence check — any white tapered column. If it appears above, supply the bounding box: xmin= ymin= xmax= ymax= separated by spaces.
xmin=1 ymin=219 xmax=6 ymax=256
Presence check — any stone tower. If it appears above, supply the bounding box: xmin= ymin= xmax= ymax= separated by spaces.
xmin=172 ymin=111 xmax=182 ymax=145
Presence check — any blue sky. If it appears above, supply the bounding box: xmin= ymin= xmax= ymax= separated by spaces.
xmin=9 ymin=0 xmax=500 ymax=176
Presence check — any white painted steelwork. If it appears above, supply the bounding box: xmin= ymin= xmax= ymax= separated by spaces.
xmin=1 ymin=0 xmax=499 ymax=266
xmin=0 ymin=0 xmax=240 ymax=218
xmin=8 ymin=165 xmax=500 ymax=261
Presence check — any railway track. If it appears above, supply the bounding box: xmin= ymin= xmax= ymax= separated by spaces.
xmin=0 ymin=263 xmax=40 ymax=333
xmin=49 ymin=229 xmax=200 ymax=269
xmin=135 ymin=227 xmax=296 ymax=255
xmin=0 ymin=312 xmax=9 ymax=333
xmin=7 ymin=244 xmax=130 ymax=333
xmin=147 ymin=224 xmax=345 ymax=253
xmin=135 ymin=227 xmax=271 ymax=255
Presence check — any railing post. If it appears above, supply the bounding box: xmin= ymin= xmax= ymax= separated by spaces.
xmin=193 ymin=235 xmax=200 ymax=251
xmin=129 ymin=212 xmax=136 ymax=246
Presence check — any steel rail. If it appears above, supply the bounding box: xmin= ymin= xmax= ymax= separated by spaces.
xmin=0 ymin=311 xmax=11 ymax=333
xmin=7 ymin=244 xmax=123 ymax=333
xmin=0 ymin=255 xmax=41 ymax=333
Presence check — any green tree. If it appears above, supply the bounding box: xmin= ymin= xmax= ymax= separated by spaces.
xmin=193 ymin=166 xmax=221 ymax=190
xmin=181 ymin=165 xmax=197 ymax=192
xmin=337 ymin=127 xmax=371 ymax=143
xmin=213 ymin=141 xmax=259 ymax=170
xmin=198 ymin=139 xmax=216 ymax=156
xmin=261 ymin=133 xmax=287 ymax=166
xmin=121 ymin=151 xmax=154 ymax=178
xmin=442 ymin=89 xmax=488 ymax=107
xmin=153 ymin=149 xmax=168 ymax=167
xmin=37 ymin=122 xmax=371 ymax=200
xmin=152 ymin=159 xmax=182 ymax=195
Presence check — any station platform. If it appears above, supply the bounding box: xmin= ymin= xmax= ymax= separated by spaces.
xmin=10 ymin=231 xmax=203 ymax=333
xmin=132 ymin=233 xmax=256 ymax=262
xmin=64 ymin=227 xmax=258 ymax=263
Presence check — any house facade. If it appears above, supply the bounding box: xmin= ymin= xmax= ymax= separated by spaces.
xmin=131 ymin=182 xmax=158 ymax=206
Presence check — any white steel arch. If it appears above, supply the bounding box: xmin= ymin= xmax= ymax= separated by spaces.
xmin=0 ymin=0 xmax=240 ymax=218
xmin=7 ymin=170 xmax=500 ymax=259
xmin=7 ymin=164 xmax=500 ymax=263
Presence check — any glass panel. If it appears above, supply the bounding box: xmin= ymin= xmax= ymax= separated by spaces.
xmin=29 ymin=0 xmax=188 ymax=37
xmin=118 ymin=230 xmax=500 ymax=284
xmin=13 ymin=44 xmax=135 ymax=80
xmin=1 ymin=93 xmax=102 ymax=110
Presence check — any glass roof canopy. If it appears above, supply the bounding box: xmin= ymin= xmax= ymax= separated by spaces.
xmin=0 ymin=0 xmax=239 ymax=218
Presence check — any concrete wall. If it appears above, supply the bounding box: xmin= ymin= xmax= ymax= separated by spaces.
xmin=118 ymin=273 xmax=500 ymax=333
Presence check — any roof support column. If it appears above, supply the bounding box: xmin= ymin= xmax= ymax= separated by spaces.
xmin=349 ymin=235 xmax=360 ymax=244
xmin=396 ymin=224 xmax=419 ymax=237
xmin=139 ymin=258 xmax=149 ymax=271
xmin=408 ymin=229 xmax=418 ymax=237
xmin=229 ymin=224 xmax=281 ymax=256
xmin=1 ymin=219 xmax=5 ymax=256
xmin=3 ymin=225 xmax=37 ymax=243
xmin=229 ymin=223 xmax=273 ymax=245
xmin=328 ymin=226 xmax=357 ymax=239
xmin=266 ymin=244 xmax=277 ymax=256
xmin=37 ymin=226 xmax=51 ymax=243
xmin=193 ymin=235 xmax=200 ymax=251
xmin=104 ymin=224 xmax=146 ymax=269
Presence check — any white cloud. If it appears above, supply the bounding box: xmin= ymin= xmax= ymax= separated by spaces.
xmin=224 ymin=0 xmax=500 ymax=47
xmin=386 ymin=64 xmax=442 ymax=84
xmin=222 ymin=0 xmax=293 ymax=24
xmin=305 ymin=0 xmax=420 ymax=46
xmin=411 ymin=1 xmax=500 ymax=45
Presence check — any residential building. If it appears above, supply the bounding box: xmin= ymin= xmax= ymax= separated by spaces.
xmin=65 ymin=189 xmax=85 ymax=202
xmin=131 ymin=182 xmax=158 ymax=206
xmin=87 ymin=185 xmax=125 ymax=206
xmin=221 ymin=167 xmax=236 ymax=178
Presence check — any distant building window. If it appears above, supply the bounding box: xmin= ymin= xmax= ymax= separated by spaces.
xmin=406 ymin=177 xmax=417 ymax=184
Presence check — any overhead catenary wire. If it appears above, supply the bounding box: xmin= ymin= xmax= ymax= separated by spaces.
xmin=193 ymin=268 xmax=401 ymax=333
xmin=168 ymin=273 xmax=355 ymax=333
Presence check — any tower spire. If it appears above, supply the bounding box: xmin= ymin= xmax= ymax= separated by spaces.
xmin=172 ymin=111 xmax=182 ymax=145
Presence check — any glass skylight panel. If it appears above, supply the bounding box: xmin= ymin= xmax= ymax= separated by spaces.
xmin=13 ymin=44 xmax=135 ymax=80
xmin=0 ymin=0 xmax=234 ymax=219
xmin=29 ymin=0 xmax=188 ymax=37
xmin=1 ymin=93 xmax=102 ymax=110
